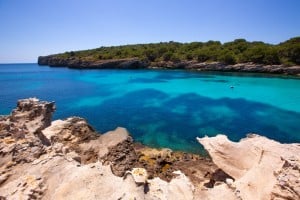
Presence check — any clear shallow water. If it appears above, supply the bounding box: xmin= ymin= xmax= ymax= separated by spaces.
xmin=1 ymin=63 xmax=300 ymax=154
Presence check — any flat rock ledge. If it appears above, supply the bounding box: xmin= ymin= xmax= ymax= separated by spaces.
xmin=0 ymin=98 xmax=299 ymax=200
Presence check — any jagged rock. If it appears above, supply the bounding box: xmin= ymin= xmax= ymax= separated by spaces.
xmin=2 ymin=98 xmax=299 ymax=199
xmin=11 ymin=98 xmax=55 ymax=134
xmin=80 ymin=127 xmax=138 ymax=176
xmin=0 ymin=99 xmax=214 ymax=199
xmin=0 ymin=98 xmax=55 ymax=143
xmin=43 ymin=118 xmax=98 ymax=149
xmin=0 ymin=98 xmax=55 ymax=167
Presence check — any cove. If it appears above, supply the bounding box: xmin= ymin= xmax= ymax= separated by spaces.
xmin=1 ymin=63 xmax=300 ymax=154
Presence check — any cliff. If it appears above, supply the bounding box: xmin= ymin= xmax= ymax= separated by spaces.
xmin=0 ymin=98 xmax=299 ymax=199
xmin=38 ymin=56 xmax=148 ymax=69
xmin=38 ymin=55 xmax=300 ymax=75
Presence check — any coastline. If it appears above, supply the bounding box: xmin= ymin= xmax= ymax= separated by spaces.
xmin=38 ymin=56 xmax=300 ymax=76
xmin=1 ymin=98 xmax=299 ymax=199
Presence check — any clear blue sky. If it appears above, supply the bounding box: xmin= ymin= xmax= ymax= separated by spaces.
xmin=0 ymin=0 xmax=299 ymax=63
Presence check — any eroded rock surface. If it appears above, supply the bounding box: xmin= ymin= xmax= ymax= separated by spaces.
xmin=1 ymin=98 xmax=299 ymax=200
xmin=197 ymin=134 xmax=300 ymax=200
xmin=0 ymin=99 xmax=214 ymax=199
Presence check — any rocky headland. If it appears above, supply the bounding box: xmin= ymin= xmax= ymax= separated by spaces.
xmin=0 ymin=98 xmax=299 ymax=199
xmin=38 ymin=56 xmax=300 ymax=76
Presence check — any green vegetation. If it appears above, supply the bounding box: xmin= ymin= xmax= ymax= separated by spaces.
xmin=59 ymin=37 xmax=300 ymax=65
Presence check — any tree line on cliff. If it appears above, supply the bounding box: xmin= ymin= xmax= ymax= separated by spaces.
xmin=59 ymin=37 xmax=300 ymax=65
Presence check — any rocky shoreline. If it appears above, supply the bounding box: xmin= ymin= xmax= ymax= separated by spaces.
xmin=1 ymin=98 xmax=299 ymax=199
xmin=38 ymin=56 xmax=300 ymax=76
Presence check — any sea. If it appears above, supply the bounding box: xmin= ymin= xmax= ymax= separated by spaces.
xmin=1 ymin=63 xmax=300 ymax=154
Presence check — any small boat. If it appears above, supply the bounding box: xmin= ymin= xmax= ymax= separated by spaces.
xmin=230 ymin=85 xmax=234 ymax=89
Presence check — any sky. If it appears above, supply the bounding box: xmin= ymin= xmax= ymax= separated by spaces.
xmin=0 ymin=0 xmax=299 ymax=63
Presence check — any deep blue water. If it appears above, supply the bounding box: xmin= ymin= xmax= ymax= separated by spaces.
xmin=1 ymin=63 xmax=300 ymax=154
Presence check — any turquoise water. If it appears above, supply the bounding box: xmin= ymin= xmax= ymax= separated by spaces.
xmin=1 ymin=63 xmax=300 ymax=154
